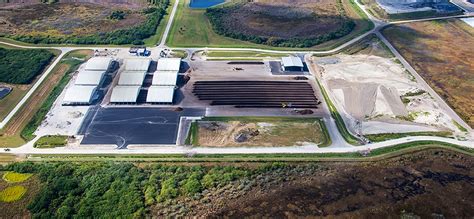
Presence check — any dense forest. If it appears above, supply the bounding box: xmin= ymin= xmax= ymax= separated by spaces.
xmin=205 ymin=4 xmax=356 ymax=48
xmin=2 ymin=162 xmax=273 ymax=218
xmin=0 ymin=48 xmax=54 ymax=84
xmin=8 ymin=0 xmax=169 ymax=45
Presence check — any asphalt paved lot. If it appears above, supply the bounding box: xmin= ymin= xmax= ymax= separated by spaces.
xmin=80 ymin=107 xmax=204 ymax=147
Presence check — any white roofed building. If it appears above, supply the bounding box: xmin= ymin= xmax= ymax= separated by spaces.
xmin=152 ymin=71 xmax=178 ymax=86
xmin=118 ymin=71 xmax=147 ymax=86
xmin=75 ymin=70 xmax=106 ymax=86
xmin=281 ymin=56 xmax=304 ymax=72
xmin=110 ymin=86 xmax=141 ymax=103
xmin=84 ymin=57 xmax=113 ymax=71
xmin=146 ymin=86 xmax=175 ymax=103
xmin=156 ymin=58 xmax=181 ymax=71
xmin=124 ymin=58 xmax=151 ymax=71
xmin=63 ymin=85 xmax=97 ymax=105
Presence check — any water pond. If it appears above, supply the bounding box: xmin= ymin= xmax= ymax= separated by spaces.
xmin=189 ymin=0 xmax=225 ymax=8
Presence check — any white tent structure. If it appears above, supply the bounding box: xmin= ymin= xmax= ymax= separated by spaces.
xmin=281 ymin=56 xmax=304 ymax=71
xmin=63 ymin=85 xmax=97 ymax=105
xmin=75 ymin=70 xmax=106 ymax=86
xmin=118 ymin=71 xmax=147 ymax=86
xmin=84 ymin=57 xmax=113 ymax=71
xmin=124 ymin=58 xmax=151 ymax=71
xmin=110 ymin=86 xmax=141 ymax=103
xmin=156 ymin=58 xmax=181 ymax=71
xmin=152 ymin=71 xmax=178 ymax=86
xmin=146 ymin=86 xmax=175 ymax=103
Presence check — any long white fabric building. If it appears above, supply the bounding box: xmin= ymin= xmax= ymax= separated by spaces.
xmin=146 ymin=86 xmax=175 ymax=103
xmin=118 ymin=71 xmax=147 ymax=86
xmin=124 ymin=58 xmax=151 ymax=71
xmin=156 ymin=58 xmax=181 ymax=71
xmin=110 ymin=86 xmax=141 ymax=103
xmin=63 ymin=85 xmax=97 ymax=105
xmin=152 ymin=71 xmax=178 ymax=86
xmin=84 ymin=57 xmax=113 ymax=71
xmin=281 ymin=56 xmax=304 ymax=71
xmin=75 ymin=70 xmax=106 ymax=86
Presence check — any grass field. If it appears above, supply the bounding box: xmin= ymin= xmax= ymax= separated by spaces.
xmin=166 ymin=0 xmax=372 ymax=51
xmin=0 ymin=185 xmax=26 ymax=202
xmin=0 ymin=49 xmax=92 ymax=147
xmin=143 ymin=0 xmax=176 ymax=46
xmin=34 ymin=135 xmax=68 ymax=148
xmin=365 ymin=131 xmax=453 ymax=142
xmin=205 ymin=51 xmax=290 ymax=58
xmin=2 ymin=172 xmax=32 ymax=183
xmin=189 ymin=117 xmax=330 ymax=147
xmin=383 ymin=19 xmax=474 ymax=128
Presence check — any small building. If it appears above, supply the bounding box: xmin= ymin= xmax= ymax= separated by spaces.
xmin=63 ymin=85 xmax=97 ymax=105
xmin=84 ymin=57 xmax=113 ymax=71
xmin=110 ymin=86 xmax=141 ymax=104
xmin=75 ymin=70 xmax=106 ymax=86
xmin=146 ymin=86 xmax=175 ymax=104
xmin=124 ymin=58 xmax=151 ymax=71
xmin=117 ymin=71 xmax=147 ymax=86
xmin=156 ymin=58 xmax=181 ymax=72
xmin=152 ymin=71 xmax=178 ymax=86
xmin=281 ymin=56 xmax=304 ymax=72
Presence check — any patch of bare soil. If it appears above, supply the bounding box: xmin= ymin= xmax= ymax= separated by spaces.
xmin=197 ymin=120 xmax=324 ymax=147
xmin=171 ymin=149 xmax=473 ymax=218
xmin=0 ymin=2 xmax=146 ymax=36
xmin=215 ymin=0 xmax=346 ymax=39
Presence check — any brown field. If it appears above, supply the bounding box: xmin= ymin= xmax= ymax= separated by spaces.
xmin=383 ymin=19 xmax=474 ymax=128
xmin=218 ymin=0 xmax=346 ymax=39
xmin=0 ymin=2 xmax=147 ymax=37
xmin=195 ymin=119 xmax=327 ymax=147
xmin=150 ymin=148 xmax=474 ymax=217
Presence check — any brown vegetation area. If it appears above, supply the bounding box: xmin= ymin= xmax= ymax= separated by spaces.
xmin=0 ymin=2 xmax=146 ymax=37
xmin=219 ymin=0 xmax=345 ymax=39
xmin=383 ymin=19 xmax=474 ymax=127
xmin=167 ymin=149 xmax=473 ymax=217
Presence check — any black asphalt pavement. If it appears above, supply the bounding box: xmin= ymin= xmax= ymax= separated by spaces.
xmin=80 ymin=107 xmax=204 ymax=147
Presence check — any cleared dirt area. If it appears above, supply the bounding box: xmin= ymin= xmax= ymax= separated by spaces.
xmin=0 ymin=2 xmax=146 ymax=37
xmin=383 ymin=19 xmax=474 ymax=128
xmin=314 ymin=35 xmax=460 ymax=135
xmin=194 ymin=118 xmax=327 ymax=147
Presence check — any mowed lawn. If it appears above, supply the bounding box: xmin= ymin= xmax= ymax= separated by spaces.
xmin=383 ymin=19 xmax=474 ymax=128
xmin=166 ymin=0 xmax=372 ymax=50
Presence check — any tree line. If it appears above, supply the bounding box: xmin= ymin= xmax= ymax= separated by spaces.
xmin=0 ymin=48 xmax=55 ymax=84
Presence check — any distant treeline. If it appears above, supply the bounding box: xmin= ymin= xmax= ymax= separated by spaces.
xmin=205 ymin=2 xmax=356 ymax=48
xmin=0 ymin=48 xmax=54 ymax=84
xmin=7 ymin=0 xmax=169 ymax=45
